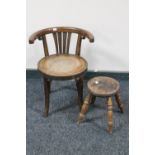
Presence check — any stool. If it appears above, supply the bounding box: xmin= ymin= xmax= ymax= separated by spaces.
xmin=78 ymin=76 xmax=124 ymax=133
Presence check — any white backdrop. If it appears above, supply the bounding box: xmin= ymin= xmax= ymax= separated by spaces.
xmin=27 ymin=0 xmax=128 ymax=72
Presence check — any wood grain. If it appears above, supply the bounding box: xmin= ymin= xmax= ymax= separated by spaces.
xmin=29 ymin=26 xmax=94 ymax=116
xmin=78 ymin=76 xmax=124 ymax=134
xmin=38 ymin=54 xmax=87 ymax=79
xmin=107 ymin=97 xmax=113 ymax=133
xmin=87 ymin=76 xmax=120 ymax=96
xmin=29 ymin=26 xmax=94 ymax=45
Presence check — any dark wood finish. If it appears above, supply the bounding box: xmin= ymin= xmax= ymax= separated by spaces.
xmin=29 ymin=27 xmax=94 ymax=56
xmin=42 ymin=35 xmax=49 ymax=56
xmin=53 ymin=32 xmax=59 ymax=54
xmin=66 ymin=32 xmax=71 ymax=54
xmin=43 ymin=78 xmax=50 ymax=117
xmin=29 ymin=27 xmax=94 ymax=45
xmin=63 ymin=32 xmax=67 ymax=53
xmin=78 ymin=76 xmax=124 ymax=134
xmin=76 ymin=34 xmax=82 ymax=55
xmin=75 ymin=77 xmax=84 ymax=109
xmin=90 ymin=95 xmax=96 ymax=105
xmin=58 ymin=32 xmax=62 ymax=54
xmin=88 ymin=76 xmax=120 ymax=96
xmin=115 ymin=92 xmax=124 ymax=113
xmin=29 ymin=27 xmax=94 ymax=116
xmin=78 ymin=94 xmax=93 ymax=123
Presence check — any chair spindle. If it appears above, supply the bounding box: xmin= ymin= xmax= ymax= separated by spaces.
xmin=63 ymin=32 xmax=67 ymax=53
xmin=66 ymin=32 xmax=71 ymax=54
xmin=58 ymin=32 xmax=62 ymax=54
xmin=53 ymin=32 xmax=59 ymax=54
xmin=76 ymin=34 xmax=82 ymax=55
xmin=42 ymin=35 xmax=49 ymax=56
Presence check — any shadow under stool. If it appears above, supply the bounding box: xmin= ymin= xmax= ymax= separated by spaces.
xmin=78 ymin=76 xmax=124 ymax=134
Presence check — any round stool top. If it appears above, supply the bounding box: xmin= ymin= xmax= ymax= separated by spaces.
xmin=87 ymin=76 xmax=120 ymax=96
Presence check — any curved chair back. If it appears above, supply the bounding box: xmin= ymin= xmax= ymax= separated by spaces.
xmin=29 ymin=27 xmax=94 ymax=56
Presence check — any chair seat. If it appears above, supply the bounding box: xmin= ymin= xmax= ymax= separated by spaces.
xmin=38 ymin=54 xmax=88 ymax=79
xmin=87 ymin=76 xmax=120 ymax=96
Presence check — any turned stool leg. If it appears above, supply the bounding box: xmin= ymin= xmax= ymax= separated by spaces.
xmin=107 ymin=97 xmax=113 ymax=133
xmin=78 ymin=94 xmax=93 ymax=123
xmin=75 ymin=77 xmax=83 ymax=110
xmin=43 ymin=78 xmax=51 ymax=117
xmin=90 ymin=96 xmax=96 ymax=105
xmin=115 ymin=92 xmax=124 ymax=113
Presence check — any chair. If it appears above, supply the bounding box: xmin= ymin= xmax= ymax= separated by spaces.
xmin=29 ymin=26 xmax=94 ymax=117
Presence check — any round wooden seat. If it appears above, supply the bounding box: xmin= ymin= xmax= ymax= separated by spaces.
xmin=38 ymin=54 xmax=88 ymax=79
xmin=87 ymin=76 xmax=120 ymax=96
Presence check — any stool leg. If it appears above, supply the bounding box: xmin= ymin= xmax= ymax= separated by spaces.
xmin=77 ymin=94 xmax=93 ymax=124
xmin=75 ymin=77 xmax=83 ymax=110
xmin=107 ymin=97 xmax=113 ymax=134
xmin=90 ymin=96 xmax=96 ymax=105
xmin=43 ymin=78 xmax=50 ymax=117
xmin=115 ymin=92 xmax=124 ymax=113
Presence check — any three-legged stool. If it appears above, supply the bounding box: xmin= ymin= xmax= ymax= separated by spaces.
xmin=78 ymin=76 xmax=124 ymax=133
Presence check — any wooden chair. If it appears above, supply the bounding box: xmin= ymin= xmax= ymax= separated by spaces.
xmin=29 ymin=26 xmax=94 ymax=117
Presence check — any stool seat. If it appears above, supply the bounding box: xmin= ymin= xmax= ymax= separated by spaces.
xmin=87 ymin=76 xmax=120 ymax=96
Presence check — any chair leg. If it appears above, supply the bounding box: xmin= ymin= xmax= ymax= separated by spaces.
xmin=75 ymin=77 xmax=83 ymax=110
xmin=78 ymin=94 xmax=93 ymax=123
xmin=107 ymin=97 xmax=113 ymax=134
xmin=43 ymin=77 xmax=50 ymax=117
xmin=115 ymin=92 xmax=124 ymax=113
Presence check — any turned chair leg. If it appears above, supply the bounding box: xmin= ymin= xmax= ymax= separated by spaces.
xmin=43 ymin=77 xmax=50 ymax=117
xmin=107 ymin=97 xmax=113 ymax=134
xmin=75 ymin=77 xmax=83 ymax=110
xmin=78 ymin=94 xmax=93 ymax=123
xmin=115 ymin=92 xmax=124 ymax=113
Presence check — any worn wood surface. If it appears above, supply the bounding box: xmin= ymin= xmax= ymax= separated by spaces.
xmin=87 ymin=76 xmax=120 ymax=96
xmin=38 ymin=54 xmax=88 ymax=79
xmin=78 ymin=76 xmax=124 ymax=134
xmin=29 ymin=27 xmax=94 ymax=115
xmin=29 ymin=27 xmax=94 ymax=45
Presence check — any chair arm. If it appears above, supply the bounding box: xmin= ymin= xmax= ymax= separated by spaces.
xmin=29 ymin=31 xmax=40 ymax=44
xmin=29 ymin=27 xmax=95 ymax=44
xmin=83 ymin=30 xmax=94 ymax=43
